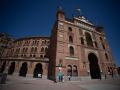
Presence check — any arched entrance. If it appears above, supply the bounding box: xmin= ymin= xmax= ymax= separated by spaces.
xmin=73 ymin=65 xmax=78 ymax=76
xmin=33 ymin=63 xmax=43 ymax=78
xmin=67 ymin=65 xmax=72 ymax=76
xmin=0 ymin=61 xmax=6 ymax=73
xmin=88 ymin=53 xmax=101 ymax=79
xmin=8 ymin=62 xmax=15 ymax=75
xmin=19 ymin=62 xmax=28 ymax=77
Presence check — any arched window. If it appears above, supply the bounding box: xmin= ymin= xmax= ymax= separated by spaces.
xmin=21 ymin=54 xmax=23 ymax=57
xmin=24 ymin=54 xmax=26 ymax=57
xmin=85 ymin=32 xmax=93 ymax=47
xmin=68 ymin=27 xmax=72 ymax=32
xmin=69 ymin=46 xmax=74 ymax=56
xmin=105 ymin=53 xmax=108 ymax=60
xmin=34 ymin=47 xmax=37 ymax=52
xmin=40 ymin=55 xmax=43 ymax=58
xmin=31 ymin=47 xmax=34 ymax=53
xmin=30 ymin=54 xmax=32 ymax=57
xmin=100 ymin=37 xmax=103 ymax=41
xmin=102 ymin=44 xmax=105 ymax=49
xmin=45 ymin=47 xmax=48 ymax=53
xmin=69 ymin=36 xmax=73 ymax=43
xmin=32 ymin=41 xmax=35 ymax=45
xmin=22 ymin=48 xmax=25 ymax=53
xmin=41 ymin=40 xmax=45 ymax=45
xmin=44 ymin=55 xmax=47 ymax=58
xmin=18 ymin=48 xmax=20 ymax=53
xmin=80 ymin=37 xmax=84 ymax=45
xmin=41 ymin=47 xmax=44 ymax=52
xmin=25 ymin=48 xmax=28 ymax=52
xmin=35 ymin=40 xmax=37 ymax=45
xmin=37 ymin=41 xmax=39 ymax=45
xmin=44 ymin=40 xmax=47 ymax=44
xmin=33 ymin=54 xmax=36 ymax=57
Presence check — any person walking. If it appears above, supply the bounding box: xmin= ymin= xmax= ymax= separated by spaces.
xmin=62 ymin=74 xmax=64 ymax=83
xmin=68 ymin=75 xmax=71 ymax=81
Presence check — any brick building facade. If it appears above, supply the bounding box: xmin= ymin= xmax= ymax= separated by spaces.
xmin=48 ymin=8 xmax=117 ymax=80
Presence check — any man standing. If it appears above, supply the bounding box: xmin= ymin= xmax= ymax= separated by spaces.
xmin=58 ymin=70 xmax=63 ymax=82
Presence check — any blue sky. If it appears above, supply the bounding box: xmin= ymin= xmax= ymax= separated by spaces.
xmin=0 ymin=0 xmax=120 ymax=66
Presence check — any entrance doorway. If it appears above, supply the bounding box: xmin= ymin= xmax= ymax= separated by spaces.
xmin=67 ymin=65 xmax=72 ymax=76
xmin=8 ymin=62 xmax=15 ymax=75
xmin=88 ymin=53 xmax=101 ymax=79
xmin=0 ymin=61 xmax=6 ymax=73
xmin=73 ymin=65 xmax=78 ymax=76
xmin=19 ymin=62 xmax=28 ymax=77
xmin=33 ymin=63 xmax=43 ymax=78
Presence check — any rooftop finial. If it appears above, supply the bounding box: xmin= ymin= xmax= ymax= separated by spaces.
xmin=57 ymin=6 xmax=63 ymax=11
xmin=56 ymin=6 xmax=64 ymax=15
xmin=76 ymin=8 xmax=81 ymax=16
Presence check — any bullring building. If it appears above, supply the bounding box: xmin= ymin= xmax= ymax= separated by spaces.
xmin=0 ymin=36 xmax=49 ymax=78
xmin=0 ymin=8 xmax=117 ymax=80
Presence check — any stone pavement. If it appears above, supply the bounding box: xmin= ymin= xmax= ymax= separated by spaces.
xmin=0 ymin=75 xmax=120 ymax=90
xmin=69 ymin=79 xmax=120 ymax=90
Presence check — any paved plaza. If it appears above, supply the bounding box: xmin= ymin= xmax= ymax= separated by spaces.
xmin=0 ymin=75 xmax=120 ymax=90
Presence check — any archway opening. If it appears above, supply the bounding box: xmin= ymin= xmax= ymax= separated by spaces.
xmin=73 ymin=65 xmax=78 ymax=76
xmin=33 ymin=63 xmax=43 ymax=78
xmin=19 ymin=62 xmax=28 ymax=77
xmin=67 ymin=65 xmax=72 ymax=76
xmin=88 ymin=53 xmax=101 ymax=79
xmin=0 ymin=61 xmax=6 ymax=73
xmin=8 ymin=62 xmax=15 ymax=75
